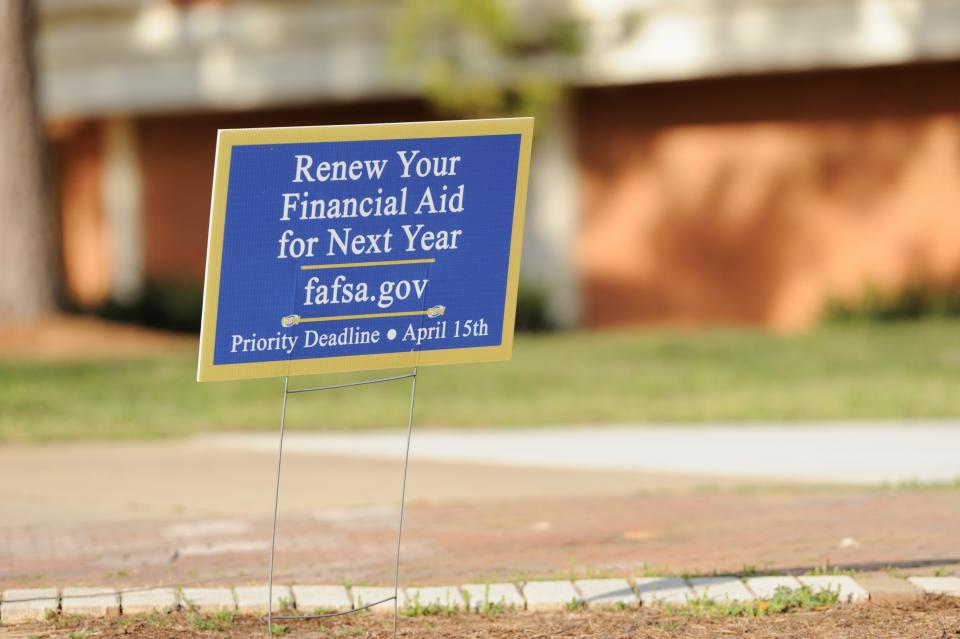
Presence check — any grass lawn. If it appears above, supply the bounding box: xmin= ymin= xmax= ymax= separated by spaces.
xmin=1 ymin=321 xmax=959 ymax=442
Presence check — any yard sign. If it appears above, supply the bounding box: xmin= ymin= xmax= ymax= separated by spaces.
xmin=197 ymin=118 xmax=533 ymax=381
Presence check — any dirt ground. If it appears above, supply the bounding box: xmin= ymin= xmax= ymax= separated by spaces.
xmin=2 ymin=599 xmax=959 ymax=639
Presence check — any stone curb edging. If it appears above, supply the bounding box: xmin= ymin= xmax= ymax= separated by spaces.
xmin=1 ymin=575 xmax=957 ymax=624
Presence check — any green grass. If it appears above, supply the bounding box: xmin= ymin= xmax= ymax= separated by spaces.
xmin=2 ymin=321 xmax=960 ymax=442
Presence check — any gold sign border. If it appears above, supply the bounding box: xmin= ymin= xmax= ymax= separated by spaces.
xmin=197 ymin=118 xmax=534 ymax=382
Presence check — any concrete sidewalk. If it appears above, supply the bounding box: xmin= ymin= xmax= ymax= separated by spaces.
xmin=11 ymin=420 xmax=954 ymax=528
xmin=0 ymin=438 xmax=758 ymax=526
xmin=200 ymin=421 xmax=960 ymax=484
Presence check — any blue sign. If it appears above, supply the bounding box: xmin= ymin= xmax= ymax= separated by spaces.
xmin=198 ymin=119 xmax=533 ymax=381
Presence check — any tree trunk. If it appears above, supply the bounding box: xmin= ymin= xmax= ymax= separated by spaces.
xmin=0 ymin=0 xmax=56 ymax=322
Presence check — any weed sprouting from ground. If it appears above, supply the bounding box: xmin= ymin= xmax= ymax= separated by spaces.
xmin=564 ymin=598 xmax=586 ymax=612
xmin=804 ymin=562 xmax=858 ymax=576
xmin=764 ymin=586 xmax=841 ymax=613
xmin=738 ymin=564 xmax=772 ymax=577
xmin=401 ymin=592 xmax=461 ymax=617
xmin=189 ymin=610 xmax=237 ymax=632
xmin=637 ymin=562 xmax=668 ymax=577
xmin=672 ymin=586 xmax=840 ymax=618
xmin=480 ymin=599 xmax=507 ymax=614
xmin=465 ymin=585 xmax=510 ymax=615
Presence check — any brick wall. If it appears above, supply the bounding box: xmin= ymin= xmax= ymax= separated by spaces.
xmin=136 ymin=100 xmax=435 ymax=285
xmin=575 ymin=62 xmax=960 ymax=329
xmin=53 ymin=121 xmax=108 ymax=306
xmin=53 ymin=63 xmax=960 ymax=328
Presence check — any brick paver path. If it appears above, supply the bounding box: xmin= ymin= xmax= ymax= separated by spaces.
xmin=2 ymin=489 xmax=958 ymax=588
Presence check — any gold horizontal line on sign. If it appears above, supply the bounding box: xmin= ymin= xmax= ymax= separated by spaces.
xmin=282 ymin=305 xmax=446 ymax=326
xmin=300 ymin=258 xmax=436 ymax=270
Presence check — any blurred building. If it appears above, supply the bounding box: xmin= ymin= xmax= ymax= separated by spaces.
xmin=39 ymin=0 xmax=960 ymax=329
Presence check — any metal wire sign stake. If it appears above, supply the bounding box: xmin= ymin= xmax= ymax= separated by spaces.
xmin=266 ymin=369 xmax=418 ymax=637
xmin=195 ymin=119 xmax=534 ymax=639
